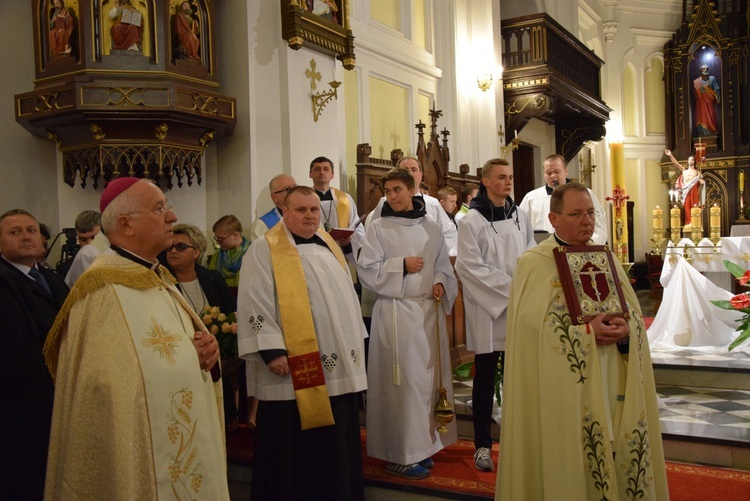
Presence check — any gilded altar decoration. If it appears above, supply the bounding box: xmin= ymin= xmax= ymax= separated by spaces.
xmin=553 ymin=246 xmax=630 ymax=324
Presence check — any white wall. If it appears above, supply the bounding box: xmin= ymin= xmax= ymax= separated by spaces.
xmin=0 ymin=2 xmax=59 ymax=229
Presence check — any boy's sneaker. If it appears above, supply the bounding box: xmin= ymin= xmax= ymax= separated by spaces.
xmin=419 ymin=457 xmax=434 ymax=469
xmin=474 ymin=447 xmax=494 ymax=472
xmin=385 ymin=462 xmax=430 ymax=479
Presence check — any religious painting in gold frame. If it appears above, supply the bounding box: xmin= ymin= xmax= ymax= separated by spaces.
xmin=553 ymin=245 xmax=630 ymax=325
xmin=280 ymin=0 xmax=356 ymax=70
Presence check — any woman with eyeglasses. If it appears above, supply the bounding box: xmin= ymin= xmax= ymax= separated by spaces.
xmin=166 ymin=224 xmax=236 ymax=316
xmin=166 ymin=224 xmax=241 ymax=432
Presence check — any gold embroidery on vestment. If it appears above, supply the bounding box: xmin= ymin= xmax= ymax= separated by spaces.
xmin=142 ymin=317 xmax=180 ymax=366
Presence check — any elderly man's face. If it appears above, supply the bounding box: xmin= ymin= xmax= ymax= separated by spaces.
xmin=270 ymin=176 xmax=297 ymax=210
xmin=126 ymin=181 xmax=177 ymax=257
xmin=549 ymin=189 xmax=595 ymax=245
xmin=283 ymin=191 xmax=321 ymax=239
xmin=0 ymin=214 xmax=42 ymax=267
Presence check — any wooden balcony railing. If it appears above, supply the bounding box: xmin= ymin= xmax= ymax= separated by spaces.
xmin=501 ymin=13 xmax=603 ymax=99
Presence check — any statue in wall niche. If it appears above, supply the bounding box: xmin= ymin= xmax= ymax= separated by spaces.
xmin=173 ymin=1 xmax=200 ymax=61
xmin=49 ymin=0 xmax=74 ymax=58
xmin=108 ymin=0 xmax=143 ymax=51
xmin=693 ymin=63 xmax=721 ymax=137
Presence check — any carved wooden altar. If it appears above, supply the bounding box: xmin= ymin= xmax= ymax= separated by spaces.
xmin=355 ymin=108 xmax=481 ymax=367
xmin=15 ymin=0 xmax=236 ymax=189
xmin=662 ymin=0 xmax=750 ymax=232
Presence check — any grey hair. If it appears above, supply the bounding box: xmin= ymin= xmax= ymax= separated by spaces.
xmin=173 ymin=223 xmax=208 ymax=263
xmin=100 ymin=181 xmax=148 ymax=233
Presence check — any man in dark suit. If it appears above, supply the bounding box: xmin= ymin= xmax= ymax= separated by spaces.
xmin=0 ymin=265 xmax=54 ymax=501
xmin=0 ymin=209 xmax=69 ymax=344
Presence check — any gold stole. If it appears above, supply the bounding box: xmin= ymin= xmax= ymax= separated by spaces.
xmin=332 ymin=187 xmax=350 ymax=229
xmin=265 ymin=223 xmax=347 ymax=429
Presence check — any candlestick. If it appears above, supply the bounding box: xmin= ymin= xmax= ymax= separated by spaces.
xmin=740 ymin=170 xmax=745 ymax=189
xmin=652 ymin=206 xmax=663 ymax=229
xmin=690 ymin=206 xmax=702 ymax=228
xmin=709 ymin=204 xmax=720 ymax=228
xmin=670 ymin=206 xmax=680 ymax=228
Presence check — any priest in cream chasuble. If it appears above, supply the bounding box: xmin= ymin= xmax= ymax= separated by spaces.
xmin=44 ymin=178 xmax=228 ymax=500
xmin=497 ymin=183 xmax=668 ymax=500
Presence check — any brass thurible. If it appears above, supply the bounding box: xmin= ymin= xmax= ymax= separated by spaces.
xmin=433 ymin=297 xmax=455 ymax=433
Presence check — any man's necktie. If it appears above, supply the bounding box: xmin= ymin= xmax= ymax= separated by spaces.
xmin=28 ymin=267 xmax=52 ymax=295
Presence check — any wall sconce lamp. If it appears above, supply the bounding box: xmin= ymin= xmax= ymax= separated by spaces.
xmin=306 ymin=59 xmax=341 ymax=122
xmin=311 ymin=81 xmax=340 ymax=122
xmin=497 ymin=126 xmax=519 ymax=159
xmin=477 ymin=73 xmax=496 ymax=92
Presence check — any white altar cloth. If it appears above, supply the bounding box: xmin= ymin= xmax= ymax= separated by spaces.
xmin=648 ymin=256 xmax=750 ymax=354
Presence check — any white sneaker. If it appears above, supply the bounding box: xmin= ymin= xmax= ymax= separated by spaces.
xmin=474 ymin=447 xmax=494 ymax=472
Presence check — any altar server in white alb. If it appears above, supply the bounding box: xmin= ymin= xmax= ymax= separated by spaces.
xmin=358 ymin=168 xmax=458 ymax=480
xmin=237 ymin=186 xmax=368 ymax=500
xmin=368 ymin=156 xmax=457 ymax=254
xmin=519 ymin=153 xmax=608 ymax=244
xmin=455 ymin=158 xmax=535 ymax=472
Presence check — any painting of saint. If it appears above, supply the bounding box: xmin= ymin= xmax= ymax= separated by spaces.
xmin=305 ymin=0 xmax=339 ymax=24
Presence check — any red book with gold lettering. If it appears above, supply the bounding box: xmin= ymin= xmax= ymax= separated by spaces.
xmin=552 ymin=245 xmax=630 ymax=325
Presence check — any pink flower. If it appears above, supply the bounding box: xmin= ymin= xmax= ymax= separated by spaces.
xmin=221 ymin=322 xmax=231 ymax=333
xmin=201 ymin=314 xmax=212 ymax=326
xmin=740 ymin=271 xmax=750 ymax=286
xmin=230 ymin=322 xmax=238 ymax=334
xmin=209 ymin=324 xmax=219 ymax=335
xmin=730 ymin=294 xmax=750 ymax=310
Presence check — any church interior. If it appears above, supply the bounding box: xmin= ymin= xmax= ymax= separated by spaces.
xmin=3 ymin=0 xmax=750 ymax=498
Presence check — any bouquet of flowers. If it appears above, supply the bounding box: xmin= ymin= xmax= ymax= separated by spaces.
xmin=710 ymin=260 xmax=750 ymax=351
xmin=201 ymin=306 xmax=238 ymax=360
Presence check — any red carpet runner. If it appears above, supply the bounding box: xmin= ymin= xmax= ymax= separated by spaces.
xmin=227 ymin=427 xmax=750 ymax=499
